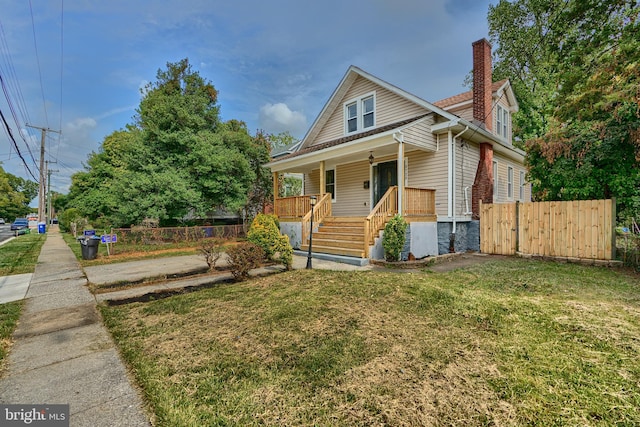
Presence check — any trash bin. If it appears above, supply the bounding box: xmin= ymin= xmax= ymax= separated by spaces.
xmin=38 ymin=222 xmax=46 ymax=234
xmin=79 ymin=236 xmax=100 ymax=260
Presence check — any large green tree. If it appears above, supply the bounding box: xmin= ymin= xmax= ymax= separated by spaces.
xmin=0 ymin=165 xmax=37 ymax=219
xmin=488 ymin=0 xmax=639 ymax=218
xmin=67 ymin=59 xmax=272 ymax=227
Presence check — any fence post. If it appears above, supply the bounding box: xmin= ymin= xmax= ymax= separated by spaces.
xmin=515 ymin=201 xmax=520 ymax=254
xmin=611 ymin=198 xmax=617 ymax=260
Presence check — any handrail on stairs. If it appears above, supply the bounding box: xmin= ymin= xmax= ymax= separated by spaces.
xmin=364 ymin=186 xmax=398 ymax=257
xmin=301 ymin=193 xmax=332 ymax=246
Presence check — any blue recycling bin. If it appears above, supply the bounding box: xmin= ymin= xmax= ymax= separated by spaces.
xmin=38 ymin=222 xmax=46 ymax=234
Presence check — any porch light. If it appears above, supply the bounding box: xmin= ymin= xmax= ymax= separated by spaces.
xmin=369 ymin=151 xmax=374 ymax=165
xmin=306 ymin=196 xmax=317 ymax=269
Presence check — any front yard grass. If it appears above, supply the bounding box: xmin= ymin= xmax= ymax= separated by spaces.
xmin=0 ymin=233 xmax=46 ymax=276
xmin=100 ymin=258 xmax=640 ymax=426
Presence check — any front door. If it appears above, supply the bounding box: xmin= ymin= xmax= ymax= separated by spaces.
xmin=373 ymin=161 xmax=397 ymax=206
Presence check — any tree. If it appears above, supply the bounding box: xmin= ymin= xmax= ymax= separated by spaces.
xmin=0 ymin=165 xmax=37 ymax=219
xmin=66 ymin=59 xmax=271 ymax=227
xmin=488 ymin=0 xmax=639 ymax=218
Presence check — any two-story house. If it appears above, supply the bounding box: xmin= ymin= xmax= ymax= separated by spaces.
xmin=266 ymin=39 xmax=530 ymax=263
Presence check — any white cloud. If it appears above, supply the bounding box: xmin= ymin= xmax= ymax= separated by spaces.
xmin=66 ymin=117 xmax=97 ymax=131
xmin=258 ymin=103 xmax=307 ymax=137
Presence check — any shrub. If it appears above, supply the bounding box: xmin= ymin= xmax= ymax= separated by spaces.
xmin=247 ymin=213 xmax=293 ymax=270
xmin=382 ymin=215 xmax=408 ymax=261
xmin=199 ymin=238 xmax=225 ymax=271
xmin=226 ymin=242 xmax=264 ymax=281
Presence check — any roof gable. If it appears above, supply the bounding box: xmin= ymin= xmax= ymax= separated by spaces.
xmin=297 ymin=66 xmax=460 ymax=151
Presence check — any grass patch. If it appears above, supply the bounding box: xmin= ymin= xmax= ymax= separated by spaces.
xmin=100 ymin=258 xmax=640 ymax=426
xmin=0 ymin=301 xmax=23 ymax=371
xmin=0 ymin=233 xmax=46 ymax=276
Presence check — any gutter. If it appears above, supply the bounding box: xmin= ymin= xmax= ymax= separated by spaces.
xmin=450 ymin=125 xmax=469 ymax=253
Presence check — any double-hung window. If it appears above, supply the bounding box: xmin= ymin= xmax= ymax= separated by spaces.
xmin=507 ymin=166 xmax=514 ymax=199
xmin=496 ymin=105 xmax=509 ymax=139
xmin=345 ymin=93 xmax=375 ymax=134
xmin=519 ymin=170 xmax=526 ymax=200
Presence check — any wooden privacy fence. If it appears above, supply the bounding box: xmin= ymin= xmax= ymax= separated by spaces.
xmin=479 ymin=199 xmax=616 ymax=260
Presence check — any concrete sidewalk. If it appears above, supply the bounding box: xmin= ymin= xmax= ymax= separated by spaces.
xmin=85 ymin=252 xmax=375 ymax=303
xmin=0 ymin=229 xmax=150 ymax=426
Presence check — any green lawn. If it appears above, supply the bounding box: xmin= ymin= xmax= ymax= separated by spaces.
xmin=0 ymin=233 xmax=46 ymax=276
xmin=101 ymin=258 xmax=640 ymax=426
xmin=0 ymin=233 xmax=44 ymax=368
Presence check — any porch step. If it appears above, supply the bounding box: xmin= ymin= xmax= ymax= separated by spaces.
xmin=302 ymin=216 xmax=366 ymax=258
xmin=300 ymin=244 xmax=365 ymax=258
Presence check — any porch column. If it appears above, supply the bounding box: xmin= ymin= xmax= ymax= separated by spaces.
xmin=319 ymin=161 xmax=326 ymax=196
xmin=397 ymin=140 xmax=404 ymax=216
xmin=273 ymin=172 xmax=279 ymax=201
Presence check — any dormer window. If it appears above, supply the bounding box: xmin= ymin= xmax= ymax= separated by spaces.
xmin=344 ymin=92 xmax=375 ymax=134
xmin=496 ymin=104 xmax=509 ymax=139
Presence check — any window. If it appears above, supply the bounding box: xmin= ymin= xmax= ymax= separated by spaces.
xmin=507 ymin=166 xmax=514 ymax=199
xmin=346 ymin=102 xmax=357 ymax=133
xmin=344 ymin=93 xmax=375 ymax=134
xmin=493 ymin=160 xmax=498 ymax=200
xmin=325 ymin=169 xmax=335 ymax=200
xmin=519 ymin=170 xmax=525 ymax=200
xmin=496 ymin=105 xmax=509 ymax=139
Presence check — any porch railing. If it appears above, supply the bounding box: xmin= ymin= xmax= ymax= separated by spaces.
xmin=301 ymin=192 xmax=332 ymax=245
xmin=404 ymin=187 xmax=436 ymax=218
xmin=275 ymin=194 xmax=322 ymax=218
xmin=364 ymin=186 xmax=398 ymax=256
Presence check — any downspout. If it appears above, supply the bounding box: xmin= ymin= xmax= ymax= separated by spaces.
xmin=450 ymin=125 xmax=469 ymax=252
xmin=393 ymin=131 xmax=404 ymax=216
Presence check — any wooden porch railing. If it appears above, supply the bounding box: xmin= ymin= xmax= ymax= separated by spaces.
xmin=301 ymin=193 xmax=332 ymax=246
xmin=275 ymin=194 xmax=322 ymax=218
xmin=364 ymin=186 xmax=398 ymax=257
xmin=404 ymin=187 xmax=436 ymax=218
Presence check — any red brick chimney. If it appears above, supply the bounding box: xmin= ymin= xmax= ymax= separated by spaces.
xmin=472 ymin=142 xmax=494 ymax=219
xmin=472 ymin=38 xmax=493 ymax=131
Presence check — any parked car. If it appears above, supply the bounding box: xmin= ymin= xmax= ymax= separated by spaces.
xmin=0 ymin=218 xmax=5 ymax=225
xmin=10 ymin=218 xmax=29 ymax=231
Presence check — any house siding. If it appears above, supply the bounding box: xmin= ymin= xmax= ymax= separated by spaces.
xmin=312 ymin=76 xmax=428 ymax=146
xmin=333 ymin=160 xmax=370 ymax=217
xmin=406 ymin=148 xmax=449 ymax=218
xmin=493 ymin=153 xmax=529 ymax=203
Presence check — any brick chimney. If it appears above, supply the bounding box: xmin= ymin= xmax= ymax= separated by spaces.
xmin=472 ymin=142 xmax=494 ymax=219
xmin=472 ymin=38 xmax=493 ymax=131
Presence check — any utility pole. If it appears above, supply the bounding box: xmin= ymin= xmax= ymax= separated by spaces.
xmin=46 ymin=160 xmax=59 ymax=225
xmin=26 ymin=124 xmax=61 ymax=222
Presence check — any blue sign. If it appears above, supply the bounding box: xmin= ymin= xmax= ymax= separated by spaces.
xmin=101 ymin=234 xmax=117 ymax=244
xmin=83 ymin=229 xmax=96 ymax=236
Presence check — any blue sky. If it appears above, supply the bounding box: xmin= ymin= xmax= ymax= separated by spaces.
xmin=0 ymin=0 xmax=494 ymax=200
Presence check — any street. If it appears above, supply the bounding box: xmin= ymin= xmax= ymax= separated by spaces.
xmin=0 ymin=224 xmax=16 ymax=244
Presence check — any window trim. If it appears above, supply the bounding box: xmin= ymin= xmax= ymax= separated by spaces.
xmin=493 ymin=160 xmax=499 ymax=201
xmin=344 ymin=91 xmax=376 ymax=135
xmin=507 ymin=166 xmax=514 ymax=199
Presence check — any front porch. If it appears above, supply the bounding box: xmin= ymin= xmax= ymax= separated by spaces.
xmin=274 ymin=186 xmax=437 ymax=259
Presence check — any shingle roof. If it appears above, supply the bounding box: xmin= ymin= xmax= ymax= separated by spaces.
xmin=433 ymin=79 xmax=509 ymax=109
xmin=274 ymin=114 xmax=430 ymax=161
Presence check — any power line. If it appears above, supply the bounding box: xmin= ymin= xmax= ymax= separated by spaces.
xmin=56 ymin=0 xmax=64 ymax=161
xmin=0 ymin=107 xmax=38 ymax=180
xmin=28 ymin=0 xmax=49 ymax=127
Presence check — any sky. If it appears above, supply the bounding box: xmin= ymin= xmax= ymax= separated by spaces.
xmin=0 ymin=0 xmax=495 ymax=204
